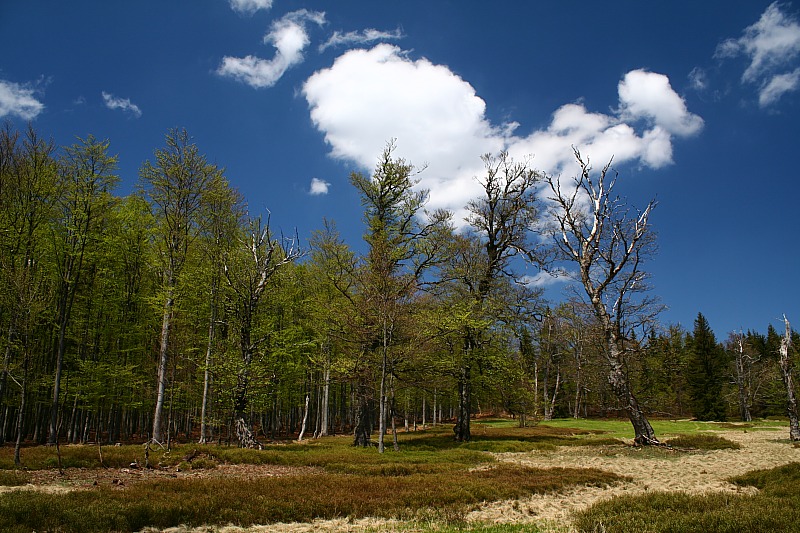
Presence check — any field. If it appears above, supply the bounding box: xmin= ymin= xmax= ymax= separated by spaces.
xmin=2 ymin=419 xmax=800 ymax=532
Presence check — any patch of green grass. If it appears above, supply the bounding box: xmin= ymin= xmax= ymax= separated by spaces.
xmin=0 ymin=470 xmax=29 ymax=486
xmin=0 ymin=465 xmax=624 ymax=532
xmin=665 ymin=433 xmax=741 ymax=450
xmin=574 ymin=462 xmax=800 ymax=532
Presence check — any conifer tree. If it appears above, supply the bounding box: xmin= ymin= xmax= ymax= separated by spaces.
xmin=686 ymin=312 xmax=728 ymax=421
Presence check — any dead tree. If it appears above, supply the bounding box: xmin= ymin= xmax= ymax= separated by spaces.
xmin=225 ymin=215 xmax=304 ymax=448
xmin=543 ymin=149 xmax=662 ymax=445
xmin=778 ymin=315 xmax=800 ymax=441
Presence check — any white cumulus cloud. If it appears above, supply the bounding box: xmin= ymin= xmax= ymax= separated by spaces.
xmin=716 ymin=2 xmax=800 ymax=106
xmin=101 ymin=91 xmax=142 ymax=118
xmin=218 ymin=9 xmax=326 ymax=89
xmin=303 ymin=44 xmax=701 ymax=224
xmin=309 ymin=177 xmax=330 ymax=195
xmin=319 ymin=27 xmax=404 ymax=52
xmin=229 ymin=0 xmax=273 ymax=16
xmin=0 ymin=79 xmax=44 ymax=120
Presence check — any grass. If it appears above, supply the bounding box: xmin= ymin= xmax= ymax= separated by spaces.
xmin=664 ymin=433 xmax=741 ymax=450
xmin=0 ymin=423 xmax=628 ymax=532
xmin=2 ymin=417 xmax=791 ymax=531
xmin=0 ymin=464 xmax=624 ymax=532
xmin=574 ymin=462 xmax=800 ymax=533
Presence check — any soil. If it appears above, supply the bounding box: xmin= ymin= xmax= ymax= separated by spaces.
xmin=3 ymin=425 xmax=799 ymax=532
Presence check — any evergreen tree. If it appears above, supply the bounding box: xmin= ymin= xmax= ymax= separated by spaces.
xmin=686 ymin=313 xmax=728 ymax=421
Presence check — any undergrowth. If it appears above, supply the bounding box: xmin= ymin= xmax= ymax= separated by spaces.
xmin=574 ymin=462 xmax=800 ymax=532
xmin=0 ymin=465 xmax=623 ymax=532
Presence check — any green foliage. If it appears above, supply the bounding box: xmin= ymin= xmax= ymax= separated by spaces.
xmin=686 ymin=313 xmax=729 ymax=421
xmin=575 ymin=463 xmax=800 ymax=532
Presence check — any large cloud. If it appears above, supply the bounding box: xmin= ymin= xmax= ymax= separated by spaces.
xmin=218 ymin=10 xmax=326 ymax=89
xmin=0 ymin=79 xmax=44 ymax=120
xmin=303 ymin=44 xmax=701 ymax=222
xmin=716 ymin=2 xmax=800 ymax=106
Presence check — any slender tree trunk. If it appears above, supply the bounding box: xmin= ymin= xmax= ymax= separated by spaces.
xmin=14 ymin=352 xmax=29 ymax=466
xmin=152 ymin=284 xmax=174 ymax=443
xmin=199 ymin=281 xmax=218 ymax=444
xmin=298 ymin=393 xmax=310 ymax=441
xmin=734 ymin=336 xmax=752 ymax=422
xmin=352 ymin=383 xmax=371 ymax=447
xmin=320 ymin=363 xmax=330 ymax=437
xmin=779 ymin=315 xmax=800 ymax=441
xmin=378 ymin=339 xmax=388 ymax=453
xmin=48 ymin=283 xmax=70 ymax=445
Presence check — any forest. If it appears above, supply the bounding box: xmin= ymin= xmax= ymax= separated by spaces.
xmin=1 ymin=122 xmax=798 ymax=459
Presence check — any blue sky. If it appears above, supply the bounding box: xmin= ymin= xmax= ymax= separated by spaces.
xmin=1 ymin=1 xmax=798 ymax=338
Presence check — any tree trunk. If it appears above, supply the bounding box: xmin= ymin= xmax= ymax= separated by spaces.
xmin=734 ymin=335 xmax=752 ymax=422
xmin=352 ymin=384 xmax=372 ymax=447
xmin=779 ymin=315 xmax=800 ymax=441
xmin=454 ymin=363 xmax=471 ymax=442
xmin=298 ymin=393 xmax=310 ymax=441
xmin=199 ymin=280 xmax=218 ymax=444
xmin=608 ymin=351 xmax=657 ymax=445
xmin=152 ymin=285 xmax=174 ymax=443
xmin=320 ymin=364 xmax=330 ymax=437
xmin=14 ymin=352 xmax=29 ymax=466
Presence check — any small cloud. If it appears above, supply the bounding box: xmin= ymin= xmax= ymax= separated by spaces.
xmin=688 ymin=67 xmax=708 ymax=91
xmin=309 ymin=177 xmax=330 ymax=195
xmin=0 ymin=79 xmax=44 ymax=120
xmin=521 ymin=269 xmax=573 ymax=288
xmin=759 ymin=67 xmax=800 ymax=106
xmin=102 ymin=91 xmax=142 ymax=118
xmin=229 ymin=0 xmax=273 ymax=16
xmin=218 ymin=9 xmax=326 ymax=89
xmin=319 ymin=27 xmax=404 ymax=52
xmin=617 ymin=69 xmax=704 ymax=137
xmin=716 ymin=2 xmax=800 ymax=106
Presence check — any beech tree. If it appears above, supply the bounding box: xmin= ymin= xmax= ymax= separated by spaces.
xmin=47 ymin=135 xmax=120 ymax=445
xmin=543 ymin=149 xmax=661 ymax=445
xmin=449 ymin=151 xmax=540 ymax=441
xmin=138 ymin=129 xmax=223 ymax=444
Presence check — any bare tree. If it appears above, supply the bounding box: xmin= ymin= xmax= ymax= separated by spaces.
xmin=778 ymin=315 xmax=800 ymax=441
xmin=728 ymin=331 xmax=754 ymax=422
xmin=224 ymin=215 xmax=303 ymax=448
xmin=543 ymin=149 xmax=662 ymax=445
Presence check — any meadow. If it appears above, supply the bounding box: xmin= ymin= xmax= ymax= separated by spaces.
xmin=1 ymin=418 xmax=798 ymax=532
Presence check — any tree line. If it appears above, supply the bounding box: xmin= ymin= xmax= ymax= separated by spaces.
xmin=1 ymin=124 xmax=797 ymax=459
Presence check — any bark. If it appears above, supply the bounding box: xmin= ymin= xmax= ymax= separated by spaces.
xmin=454 ymin=363 xmax=471 ymax=442
xmin=734 ymin=335 xmax=753 ymax=422
xmin=609 ymin=339 xmax=657 ymax=445
xmin=152 ymin=284 xmax=174 ymax=443
xmin=14 ymin=351 xmax=29 ymax=466
xmin=199 ymin=278 xmax=218 ymax=444
xmin=298 ymin=393 xmax=310 ymax=441
xmin=352 ymin=384 xmax=372 ymax=447
xmin=319 ymin=364 xmax=330 ymax=437
xmin=778 ymin=315 xmax=800 ymax=441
